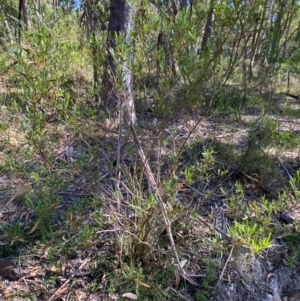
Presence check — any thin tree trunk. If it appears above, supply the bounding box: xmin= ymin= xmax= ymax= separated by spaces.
xmin=102 ymin=0 xmax=136 ymax=125
xmin=18 ymin=0 xmax=30 ymax=43
xmin=83 ymin=1 xmax=101 ymax=103
xmin=156 ymin=0 xmax=183 ymax=78
xmin=269 ymin=0 xmax=286 ymax=63
xmin=248 ymin=2 xmax=267 ymax=80
xmin=32 ymin=0 xmax=42 ymax=23
xmin=52 ymin=0 xmax=59 ymax=9
xmin=200 ymin=0 xmax=215 ymax=53
xmin=19 ymin=0 xmax=30 ymax=29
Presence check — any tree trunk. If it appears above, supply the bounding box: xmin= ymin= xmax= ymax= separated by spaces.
xmin=32 ymin=0 xmax=42 ymax=23
xmin=248 ymin=2 xmax=268 ymax=80
xmin=83 ymin=1 xmax=101 ymax=103
xmin=156 ymin=0 xmax=184 ymax=78
xmin=19 ymin=0 xmax=30 ymax=29
xmin=269 ymin=0 xmax=286 ymax=64
xmin=52 ymin=0 xmax=59 ymax=9
xmin=200 ymin=0 xmax=215 ymax=53
xmin=18 ymin=0 xmax=30 ymax=43
xmin=102 ymin=0 xmax=136 ymax=125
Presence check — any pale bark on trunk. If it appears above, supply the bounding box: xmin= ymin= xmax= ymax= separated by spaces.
xmin=102 ymin=0 xmax=136 ymax=125
xmin=248 ymin=2 xmax=267 ymax=80
xmin=32 ymin=0 xmax=42 ymax=23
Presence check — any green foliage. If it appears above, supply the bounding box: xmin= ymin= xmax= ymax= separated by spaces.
xmin=25 ymin=190 xmax=59 ymax=235
xmin=0 ymin=221 xmax=25 ymax=245
xmin=226 ymin=185 xmax=274 ymax=253
xmin=182 ymin=146 xmax=217 ymax=185
xmin=241 ymin=118 xmax=285 ymax=187
xmin=195 ymin=258 xmax=219 ymax=301
xmin=230 ymin=220 xmax=272 ymax=253
xmin=283 ymin=233 xmax=300 ymax=268
xmin=1 ymin=0 xmax=300 ymax=299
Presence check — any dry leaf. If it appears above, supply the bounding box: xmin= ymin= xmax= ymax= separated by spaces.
xmin=39 ymin=246 xmax=51 ymax=259
xmin=48 ymin=201 xmax=59 ymax=209
xmin=180 ymin=271 xmax=199 ymax=286
xmin=122 ymin=292 xmax=138 ymax=299
xmin=75 ymin=289 xmax=88 ymax=300
xmin=28 ymin=217 xmax=41 ymax=234
xmin=1 ymin=288 xmax=14 ymax=298
xmin=179 ymin=259 xmax=187 ymax=269
xmin=134 ymin=279 xmax=150 ymax=288
xmin=48 ymin=265 xmax=59 ymax=273
xmin=4 ymin=129 xmax=26 ymax=148
xmin=56 ymin=285 xmax=69 ymax=296
xmin=26 ymin=266 xmax=41 ymax=278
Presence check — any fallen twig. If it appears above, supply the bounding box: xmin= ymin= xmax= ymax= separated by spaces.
xmin=196 ymin=215 xmax=232 ymax=241
xmin=217 ymin=245 xmax=235 ymax=286
xmin=48 ymin=278 xmax=70 ymax=301
xmin=285 ymin=92 xmax=299 ymax=100
xmin=278 ymin=158 xmax=293 ymax=182
xmin=169 ymin=287 xmax=192 ymax=301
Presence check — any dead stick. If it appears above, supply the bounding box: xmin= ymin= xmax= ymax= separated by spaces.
xmin=196 ymin=215 xmax=232 ymax=241
xmin=48 ymin=279 xmax=70 ymax=301
xmin=217 ymin=245 xmax=235 ymax=286
xmin=130 ymin=125 xmax=182 ymax=272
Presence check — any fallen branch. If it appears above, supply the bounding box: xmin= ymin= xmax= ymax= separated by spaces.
xmin=285 ymin=92 xmax=299 ymax=100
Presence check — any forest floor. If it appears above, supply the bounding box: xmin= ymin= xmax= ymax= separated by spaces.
xmin=1 ymin=87 xmax=300 ymax=300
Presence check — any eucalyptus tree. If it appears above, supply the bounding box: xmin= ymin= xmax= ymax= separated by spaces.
xmin=102 ymin=0 xmax=136 ymax=125
xmin=18 ymin=0 xmax=30 ymax=43
xmin=200 ymin=0 xmax=215 ymax=53
xmin=18 ymin=0 xmax=30 ymax=29
xmin=239 ymin=0 xmax=299 ymax=80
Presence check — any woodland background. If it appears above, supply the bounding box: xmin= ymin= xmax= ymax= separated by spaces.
xmin=1 ymin=0 xmax=300 ymax=300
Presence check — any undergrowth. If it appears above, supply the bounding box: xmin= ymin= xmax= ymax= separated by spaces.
xmin=1 ymin=10 xmax=300 ymax=301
